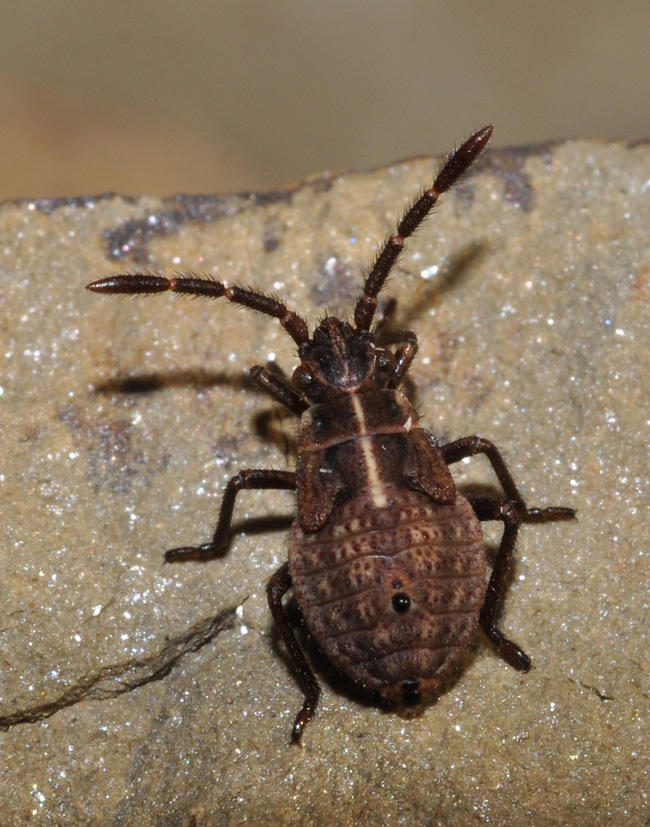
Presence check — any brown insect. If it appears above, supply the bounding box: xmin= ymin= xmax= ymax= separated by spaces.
xmin=87 ymin=126 xmax=575 ymax=740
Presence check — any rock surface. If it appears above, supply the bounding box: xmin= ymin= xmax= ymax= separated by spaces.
xmin=0 ymin=138 xmax=649 ymax=825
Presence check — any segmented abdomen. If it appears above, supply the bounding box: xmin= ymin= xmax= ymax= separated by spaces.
xmin=289 ymin=487 xmax=486 ymax=702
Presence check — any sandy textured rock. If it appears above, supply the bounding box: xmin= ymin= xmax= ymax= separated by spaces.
xmin=0 ymin=138 xmax=649 ymax=825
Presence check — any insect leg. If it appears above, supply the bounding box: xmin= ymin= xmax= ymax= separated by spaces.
xmin=267 ymin=562 xmax=320 ymax=742
xmin=441 ymin=436 xmax=576 ymax=522
xmin=250 ymin=364 xmax=308 ymax=415
xmin=372 ymin=302 xmax=419 ymax=389
xmin=386 ymin=331 xmax=418 ymax=389
xmin=164 ymin=469 xmax=296 ymax=563
xmin=466 ymin=495 xmax=531 ymax=670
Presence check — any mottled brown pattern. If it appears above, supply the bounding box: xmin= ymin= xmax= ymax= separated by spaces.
xmin=290 ymin=488 xmax=485 ymax=698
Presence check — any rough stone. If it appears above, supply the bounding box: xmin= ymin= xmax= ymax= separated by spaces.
xmin=1 ymin=138 xmax=649 ymax=825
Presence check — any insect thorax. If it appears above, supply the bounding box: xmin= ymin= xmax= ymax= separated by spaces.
xmin=296 ymin=388 xmax=431 ymax=530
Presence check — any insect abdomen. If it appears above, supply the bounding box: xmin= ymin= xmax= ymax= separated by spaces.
xmin=288 ymin=487 xmax=486 ymax=702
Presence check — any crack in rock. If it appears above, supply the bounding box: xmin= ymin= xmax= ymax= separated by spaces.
xmin=0 ymin=607 xmax=238 ymax=729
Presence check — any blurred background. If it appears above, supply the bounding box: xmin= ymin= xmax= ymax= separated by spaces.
xmin=1 ymin=1 xmax=649 ymax=200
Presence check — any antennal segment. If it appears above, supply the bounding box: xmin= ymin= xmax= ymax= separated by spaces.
xmin=87 ymin=273 xmax=310 ymax=346
xmin=354 ymin=125 xmax=492 ymax=331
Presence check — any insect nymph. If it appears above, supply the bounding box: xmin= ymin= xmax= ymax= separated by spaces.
xmin=88 ymin=126 xmax=575 ymax=740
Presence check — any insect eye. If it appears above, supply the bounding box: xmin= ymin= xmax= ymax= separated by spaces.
xmin=376 ymin=349 xmax=392 ymax=370
xmin=293 ymin=365 xmax=313 ymax=388
xmin=391 ymin=592 xmax=411 ymax=614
